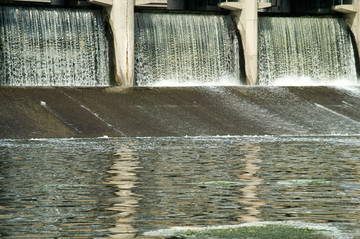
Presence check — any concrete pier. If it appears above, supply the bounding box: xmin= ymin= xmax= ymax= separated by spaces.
xmin=89 ymin=0 xmax=270 ymax=86
xmin=219 ymin=0 xmax=270 ymax=85
xmin=109 ymin=0 xmax=135 ymax=87
xmin=333 ymin=0 xmax=360 ymax=63
xmin=90 ymin=0 xmax=135 ymax=87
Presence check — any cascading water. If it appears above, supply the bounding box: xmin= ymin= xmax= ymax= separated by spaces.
xmin=135 ymin=13 xmax=241 ymax=87
xmin=0 ymin=7 xmax=109 ymax=87
xmin=258 ymin=17 xmax=358 ymax=86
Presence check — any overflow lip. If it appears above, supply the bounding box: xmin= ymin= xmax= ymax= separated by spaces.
xmin=135 ymin=7 xmax=230 ymax=15
xmin=258 ymin=11 xmax=343 ymax=17
xmin=0 ymin=2 xmax=100 ymax=9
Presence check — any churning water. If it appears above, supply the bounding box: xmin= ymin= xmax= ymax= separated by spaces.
xmin=258 ymin=17 xmax=358 ymax=86
xmin=0 ymin=7 xmax=109 ymax=86
xmin=0 ymin=136 xmax=359 ymax=238
xmin=135 ymin=13 xmax=241 ymax=87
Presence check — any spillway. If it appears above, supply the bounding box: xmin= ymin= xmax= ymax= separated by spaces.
xmin=2 ymin=86 xmax=360 ymax=138
xmin=134 ymin=12 xmax=242 ymax=87
xmin=258 ymin=16 xmax=358 ymax=86
xmin=0 ymin=7 xmax=109 ymax=87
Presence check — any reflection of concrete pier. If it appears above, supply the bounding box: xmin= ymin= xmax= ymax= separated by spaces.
xmin=235 ymin=143 xmax=265 ymax=223
xmin=107 ymin=143 xmax=142 ymax=238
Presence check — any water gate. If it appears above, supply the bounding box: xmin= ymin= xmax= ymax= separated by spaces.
xmin=0 ymin=7 xmax=109 ymax=87
xmin=258 ymin=16 xmax=358 ymax=85
xmin=0 ymin=5 xmax=358 ymax=87
xmin=134 ymin=12 xmax=243 ymax=86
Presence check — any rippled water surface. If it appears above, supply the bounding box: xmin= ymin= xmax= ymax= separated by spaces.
xmin=1 ymin=136 xmax=360 ymax=238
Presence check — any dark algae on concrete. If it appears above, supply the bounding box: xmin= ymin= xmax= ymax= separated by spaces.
xmin=2 ymin=86 xmax=360 ymax=138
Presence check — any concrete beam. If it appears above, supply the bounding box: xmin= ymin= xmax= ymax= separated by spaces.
xmin=108 ymin=0 xmax=135 ymax=87
xmin=13 ymin=0 xmax=51 ymax=2
xmin=332 ymin=4 xmax=356 ymax=13
xmin=135 ymin=0 xmax=166 ymax=7
xmin=218 ymin=2 xmax=244 ymax=11
xmin=258 ymin=2 xmax=271 ymax=9
xmin=88 ymin=0 xmax=113 ymax=7
xmin=219 ymin=1 xmax=271 ymax=11
xmin=89 ymin=0 xmax=167 ymax=7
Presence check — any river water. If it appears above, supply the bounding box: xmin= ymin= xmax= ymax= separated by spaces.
xmin=0 ymin=135 xmax=359 ymax=238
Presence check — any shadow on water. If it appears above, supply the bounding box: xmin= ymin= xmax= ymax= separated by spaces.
xmin=1 ymin=136 xmax=360 ymax=238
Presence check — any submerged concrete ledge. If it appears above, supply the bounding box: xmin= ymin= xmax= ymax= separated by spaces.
xmin=1 ymin=86 xmax=360 ymax=139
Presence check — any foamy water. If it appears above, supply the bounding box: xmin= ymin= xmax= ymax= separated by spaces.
xmin=272 ymin=76 xmax=358 ymax=86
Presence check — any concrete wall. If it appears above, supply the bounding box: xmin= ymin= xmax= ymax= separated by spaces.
xmin=266 ymin=0 xmax=291 ymax=13
xmin=167 ymin=0 xmax=186 ymax=9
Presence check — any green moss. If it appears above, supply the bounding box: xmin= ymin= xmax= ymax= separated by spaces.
xmin=193 ymin=181 xmax=248 ymax=186
xmin=278 ymin=179 xmax=329 ymax=185
xmin=170 ymin=225 xmax=330 ymax=239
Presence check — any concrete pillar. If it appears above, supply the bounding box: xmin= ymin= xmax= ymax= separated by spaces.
xmin=351 ymin=0 xmax=360 ymax=64
xmin=334 ymin=0 xmax=360 ymax=63
xmin=226 ymin=0 xmax=258 ymax=85
xmin=242 ymin=0 xmax=258 ymax=85
xmin=108 ymin=0 xmax=135 ymax=87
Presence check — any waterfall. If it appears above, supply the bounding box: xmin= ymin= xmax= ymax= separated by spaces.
xmin=0 ymin=7 xmax=109 ymax=87
xmin=258 ymin=17 xmax=358 ymax=86
xmin=135 ymin=13 xmax=241 ymax=87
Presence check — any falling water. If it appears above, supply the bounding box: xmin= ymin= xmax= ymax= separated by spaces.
xmin=0 ymin=7 xmax=109 ymax=86
xmin=258 ymin=17 xmax=358 ymax=86
xmin=135 ymin=13 xmax=241 ymax=87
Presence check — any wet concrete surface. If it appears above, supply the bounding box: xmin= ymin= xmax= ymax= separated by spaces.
xmin=1 ymin=86 xmax=360 ymax=138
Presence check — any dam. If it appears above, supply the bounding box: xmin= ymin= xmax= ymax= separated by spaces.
xmin=1 ymin=0 xmax=360 ymax=238
xmin=0 ymin=0 xmax=359 ymax=86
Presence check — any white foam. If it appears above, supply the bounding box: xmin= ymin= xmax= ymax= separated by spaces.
xmin=144 ymin=221 xmax=354 ymax=238
xmin=148 ymin=76 xmax=241 ymax=87
xmin=272 ymin=76 xmax=357 ymax=86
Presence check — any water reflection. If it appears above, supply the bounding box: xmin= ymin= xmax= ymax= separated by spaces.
xmin=0 ymin=139 xmax=116 ymax=238
xmin=235 ymin=143 xmax=265 ymax=223
xmin=107 ymin=143 xmax=142 ymax=238
xmin=1 ymin=136 xmax=360 ymax=238
xmin=128 ymin=136 xmax=360 ymax=237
